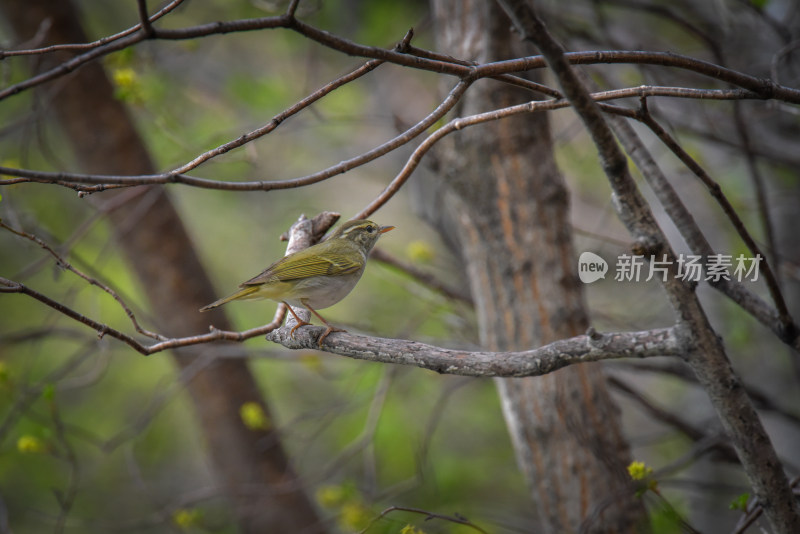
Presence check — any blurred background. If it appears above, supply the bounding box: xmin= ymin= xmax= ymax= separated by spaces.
xmin=1 ymin=0 xmax=799 ymax=533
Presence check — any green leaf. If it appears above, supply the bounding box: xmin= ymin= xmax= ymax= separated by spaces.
xmin=42 ymin=384 xmax=55 ymax=402
xmin=730 ymin=493 xmax=750 ymax=511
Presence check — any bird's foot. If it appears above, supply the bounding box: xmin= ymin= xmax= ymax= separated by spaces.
xmin=317 ymin=326 xmax=346 ymax=347
xmin=289 ymin=320 xmax=312 ymax=339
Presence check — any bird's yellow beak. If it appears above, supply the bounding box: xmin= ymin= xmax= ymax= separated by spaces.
xmin=379 ymin=225 xmax=395 ymax=234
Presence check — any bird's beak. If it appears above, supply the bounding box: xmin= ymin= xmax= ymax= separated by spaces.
xmin=379 ymin=225 xmax=395 ymax=234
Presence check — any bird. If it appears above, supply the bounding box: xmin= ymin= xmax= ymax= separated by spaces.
xmin=200 ymin=219 xmax=394 ymax=345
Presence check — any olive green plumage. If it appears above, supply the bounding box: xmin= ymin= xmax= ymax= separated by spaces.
xmin=200 ymin=219 xmax=394 ymax=344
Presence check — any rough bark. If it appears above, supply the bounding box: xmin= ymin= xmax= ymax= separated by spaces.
xmin=0 ymin=1 xmax=326 ymax=532
xmin=428 ymin=2 xmax=648 ymax=532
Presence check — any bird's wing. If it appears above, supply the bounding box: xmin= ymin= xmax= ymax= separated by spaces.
xmin=241 ymin=250 xmax=363 ymax=286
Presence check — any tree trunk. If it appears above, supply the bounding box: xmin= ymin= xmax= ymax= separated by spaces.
xmin=1 ymin=1 xmax=326 ymax=532
xmin=429 ymin=2 xmax=647 ymax=531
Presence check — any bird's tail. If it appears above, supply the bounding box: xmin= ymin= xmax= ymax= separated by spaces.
xmin=199 ymin=286 xmax=260 ymax=312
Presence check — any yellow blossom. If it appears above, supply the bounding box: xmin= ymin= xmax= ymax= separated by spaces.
xmin=339 ymin=501 xmax=371 ymax=531
xmin=172 ymin=508 xmax=202 ymax=529
xmin=112 ymin=67 xmax=137 ymax=88
xmin=17 ymin=435 xmax=46 ymax=454
xmin=239 ymin=401 xmax=270 ymax=431
xmin=316 ymin=484 xmax=346 ymax=508
xmin=406 ymin=240 xmax=435 ymax=263
xmin=627 ymin=460 xmax=653 ymax=480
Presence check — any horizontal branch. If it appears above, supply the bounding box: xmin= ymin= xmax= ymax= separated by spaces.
xmin=0 ymin=276 xmax=286 ymax=355
xmin=0 ymin=84 xmax=761 ymax=193
xmin=289 ymin=18 xmax=800 ymax=102
xmin=0 ymin=0 xmax=185 ymax=58
xmin=3 ymin=0 xmax=798 ymax=109
xmin=370 ymin=248 xmax=473 ymax=305
xmin=0 ymin=220 xmax=164 ymax=341
xmin=0 ymin=276 xmax=681 ymax=375
xmin=265 ymin=325 xmax=682 ymax=377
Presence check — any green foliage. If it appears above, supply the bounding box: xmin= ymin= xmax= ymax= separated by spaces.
xmin=226 ymin=72 xmax=296 ymax=112
xmin=317 ymin=481 xmax=373 ymax=531
xmin=650 ymin=499 xmax=691 ymax=534
xmin=729 ymin=492 xmax=750 ymax=511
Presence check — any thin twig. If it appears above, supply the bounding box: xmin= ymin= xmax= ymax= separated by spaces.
xmin=358 ymin=505 xmax=490 ymax=534
xmin=0 ymin=276 xmax=286 ymax=355
xmin=135 ymin=0 xmax=155 ymax=38
xmin=609 ymin=376 xmax=738 ymax=463
xmin=635 ymin=105 xmax=794 ymax=334
xmin=606 ymin=112 xmax=799 ymax=351
xmin=370 ymin=248 xmax=473 ymax=305
xmin=170 ymin=59 xmax=384 ymax=176
xmin=50 ymin=395 xmax=81 ymax=534
xmin=0 ymin=0 xmax=184 ymax=57
xmin=0 ymin=220 xmax=165 ymax=340
xmin=732 ymin=475 xmax=800 ymax=534
xmin=0 ymin=78 xmax=474 ymax=192
xmin=732 ymin=101 xmax=780 ymax=287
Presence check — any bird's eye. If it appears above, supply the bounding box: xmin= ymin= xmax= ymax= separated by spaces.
xmin=367 ymin=225 xmax=376 ymax=233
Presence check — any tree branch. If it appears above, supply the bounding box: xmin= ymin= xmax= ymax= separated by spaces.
xmin=265 ymin=325 xmax=681 ymax=377
xmin=607 ymin=112 xmax=800 ymax=351
xmin=0 ymin=219 xmax=165 ymax=340
xmin=369 ymin=248 xmax=473 ymax=305
xmin=496 ymin=0 xmax=800 ymax=531
xmin=0 ymin=275 xmax=680 ymax=376
xmin=634 ymin=105 xmax=794 ymax=334
xmin=0 ymin=78 xmax=474 ymax=193
xmin=0 ymin=276 xmax=286 ymax=355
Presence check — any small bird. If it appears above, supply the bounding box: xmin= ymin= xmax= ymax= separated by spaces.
xmin=200 ymin=219 xmax=394 ymax=345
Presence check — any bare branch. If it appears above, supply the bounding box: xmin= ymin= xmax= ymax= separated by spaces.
xmin=0 ymin=276 xmax=286 ymax=355
xmin=2 ymin=0 xmax=799 ymax=109
xmin=0 ymin=274 xmax=679 ymax=376
xmin=399 ymin=41 xmax=563 ymax=98
xmin=359 ymin=506 xmax=489 ymax=534
xmin=609 ymin=376 xmax=739 ymax=463
xmin=607 ymin=113 xmax=800 ymax=351
xmin=370 ymin=248 xmax=473 ymax=305
xmin=0 ymin=79 xmax=474 ymax=193
xmin=171 ymin=59 xmax=384 ymax=176
xmin=496 ymin=0 xmax=800 ymax=531
xmin=0 ymin=220 xmax=165 ymax=340
xmin=635 ymin=105 xmax=794 ymax=334
xmin=0 ymin=0 xmax=184 ymax=57
xmin=135 ymin=0 xmax=154 ymax=38
xmin=265 ymin=325 xmax=681 ymax=377
xmin=355 ymin=85 xmax=754 ymax=220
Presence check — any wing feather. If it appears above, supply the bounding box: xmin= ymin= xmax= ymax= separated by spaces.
xmin=241 ymin=249 xmax=363 ymax=286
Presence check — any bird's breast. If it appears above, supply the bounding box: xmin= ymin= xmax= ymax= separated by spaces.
xmin=282 ymin=271 xmax=364 ymax=310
